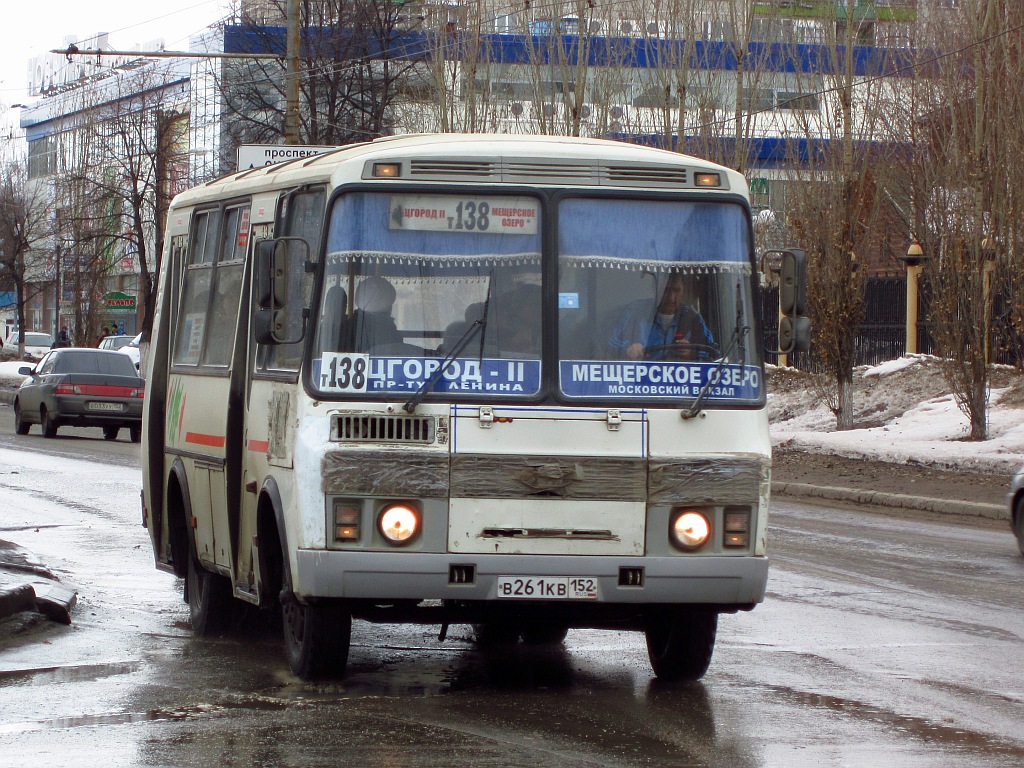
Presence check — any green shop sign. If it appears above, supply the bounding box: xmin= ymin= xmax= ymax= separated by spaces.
xmin=103 ymin=291 xmax=137 ymax=313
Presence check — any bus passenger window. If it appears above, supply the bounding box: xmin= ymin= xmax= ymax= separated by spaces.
xmin=172 ymin=209 xmax=219 ymax=365
xmin=203 ymin=205 xmax=249 ymax=366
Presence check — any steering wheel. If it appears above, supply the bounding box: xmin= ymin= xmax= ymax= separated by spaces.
xmin=642 ymin=342 xmax=720 ymax=361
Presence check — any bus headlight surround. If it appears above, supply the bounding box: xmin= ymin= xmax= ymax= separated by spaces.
xmin=378 ymin=503 xmax=421 ymax=545
xmin=669 ymin=508 xmax=711 ymax=551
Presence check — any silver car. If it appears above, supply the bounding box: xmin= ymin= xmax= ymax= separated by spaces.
xmin=1007 ymin=467 xmax=1024 ymax=556
xmin=3 ymin=331 xmax=55 ymax=361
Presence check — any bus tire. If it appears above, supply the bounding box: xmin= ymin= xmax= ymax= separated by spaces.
xmin=521 ymin=623 xmax=569 ymax=645
xmin=645 ymin=608 xmax=717 ymax=682
xmin=187 ymin=553 xmax=233 ymax=635
xmin=281 ymin=570 xmax=351 ymax=679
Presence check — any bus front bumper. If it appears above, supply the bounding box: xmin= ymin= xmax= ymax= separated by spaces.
xmin=294 ymin=550 xmax=768 ymax=607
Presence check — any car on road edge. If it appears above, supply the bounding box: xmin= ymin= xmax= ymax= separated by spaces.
xmin=13 ymin=348 xmax=145 ymax=442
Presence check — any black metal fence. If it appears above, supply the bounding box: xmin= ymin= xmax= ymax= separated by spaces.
xmin=760 ymin=274 xmax=1024 ymax=368
xmin=759 ymin=275 xmax=934 ymax=369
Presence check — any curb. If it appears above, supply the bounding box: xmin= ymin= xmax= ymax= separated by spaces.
xmin=772 ymin=481 xmax=1008 ymax=521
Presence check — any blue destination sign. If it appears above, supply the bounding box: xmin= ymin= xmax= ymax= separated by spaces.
xmin=314 ymin=354 xmax=541 ymax=396
xmin=560 ymin=360 xmax=762 ymax=400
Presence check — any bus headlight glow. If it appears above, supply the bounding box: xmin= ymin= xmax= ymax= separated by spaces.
xmin=378 ymin=504 xmax=420 ymax=544
xmin=670 ymin=509 xmax=711 ymax=551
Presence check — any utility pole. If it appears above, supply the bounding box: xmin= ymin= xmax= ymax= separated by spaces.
xmin=285 ymin=0 xmax=301 ymax=145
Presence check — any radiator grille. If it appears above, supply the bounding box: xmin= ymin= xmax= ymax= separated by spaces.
xmin=332 ymin=414 xmax=435 ymax=443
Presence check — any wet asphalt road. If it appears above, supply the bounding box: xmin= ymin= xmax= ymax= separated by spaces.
xmin=1 ymin=409 xmax=1023 ymax=768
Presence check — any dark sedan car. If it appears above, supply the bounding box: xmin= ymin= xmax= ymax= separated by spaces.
xmin=13 ymin=348 xmax=145 ymax=441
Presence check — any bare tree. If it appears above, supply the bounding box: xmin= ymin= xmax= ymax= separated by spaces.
xmin=0 ymin=149 xmax=53 ymax=354
xmin=900 ymin=0 xmax=1024 ymax=440
xmin=213 ymin=0 xmax=425 ymax=158
xmin=60 ymin=60 xmax=191 ymax=341
xmin=777 ymin=4 xmax=898 ymax=429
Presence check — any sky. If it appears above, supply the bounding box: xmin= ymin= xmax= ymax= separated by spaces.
xmin=4 ymin=353 xmax=1024 ymax=475
xmin=1 ymin=0 xmax=229 ymax=117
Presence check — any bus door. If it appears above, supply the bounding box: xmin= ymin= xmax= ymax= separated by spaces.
xmin=168 ymin=202 xmax=250 ymax=578
xmin=242 ymin=187 xmax=325 ymax=598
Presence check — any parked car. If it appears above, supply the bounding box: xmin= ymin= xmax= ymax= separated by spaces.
xmin=13 ymin=348 xmax=145 ymax=441
xmin=98 ymin=335 xmax=133 ymax=351
xmin=1008 ymin=467 xmax=1024 ymax=556
xmin=118 ymin=333 xmax=142 ymax=371
xmin=3 ymin=331 xmax=55 ymax=361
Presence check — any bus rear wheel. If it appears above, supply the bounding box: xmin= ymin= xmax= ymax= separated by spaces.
xmin=281 ymin=572 xmax=351 ymax=679
xmin=187 ymin=554 xmax=233 ymax=635
xmin=645 ymin=608 xmax=717 ymax=682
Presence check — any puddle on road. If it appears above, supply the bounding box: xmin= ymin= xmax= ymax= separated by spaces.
xmin=0 ymin=703 xmax=220 ymax=735
xmin=768 ymin=682 xmax=1024 ymax=761
xmin=0 ymin=660 xmax=141 ymax=686
xmin=0 ymin=693 xmax=293 ymax=735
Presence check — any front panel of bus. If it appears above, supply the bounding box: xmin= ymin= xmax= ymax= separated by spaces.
xmin=285 ymin=186 xmax=769 ymax=612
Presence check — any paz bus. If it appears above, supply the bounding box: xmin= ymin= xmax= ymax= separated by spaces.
xmin=141 ymin=133 xmax=808 ymax=681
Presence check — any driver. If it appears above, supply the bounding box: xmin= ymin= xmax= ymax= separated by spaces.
xmin=609 ymin=271 xmax=715 ymax=360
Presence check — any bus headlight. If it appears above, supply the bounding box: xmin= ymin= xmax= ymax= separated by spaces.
xmin=378 ymin=503 xmax=420 ymax=545
xmin=669 ymin=508 xmax=711 ymax=551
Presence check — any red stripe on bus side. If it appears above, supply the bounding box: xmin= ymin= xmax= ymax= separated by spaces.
xmin=185 ymin=432 xmax=226 ymax=448
xmin=248 ymin=439 xmax=270 ymax=453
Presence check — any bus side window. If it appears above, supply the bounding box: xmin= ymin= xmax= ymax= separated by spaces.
xmin=202 ymin=204 xmax=249 ymax=367
xmin=172 ymin=209 xmax=218 ymax=365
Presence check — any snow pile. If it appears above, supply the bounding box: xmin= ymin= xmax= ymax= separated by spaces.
xmin=768 ymin=355 xmax=1024 ymax=474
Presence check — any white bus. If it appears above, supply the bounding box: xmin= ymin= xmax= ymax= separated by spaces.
xmin=141 ymin=134 xmax=808 ymax=681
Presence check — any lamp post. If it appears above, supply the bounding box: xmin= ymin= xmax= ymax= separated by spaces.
xmin=898 ymin=240 xmax=929 ymax=355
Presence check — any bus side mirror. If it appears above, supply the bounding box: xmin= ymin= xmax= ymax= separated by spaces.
xmin=256 ymin=239 xmax=288 ymax=310
xmin=778 ymin=248 xmax=811 ymax=353
xmin=255 ymin=237 xmax=309 ymax=345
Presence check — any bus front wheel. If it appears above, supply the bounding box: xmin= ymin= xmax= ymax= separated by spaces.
xmin=281 ymin=572 xmax=351 ymax=679
xmin=645 ymin=608 xmax=717 ymax=682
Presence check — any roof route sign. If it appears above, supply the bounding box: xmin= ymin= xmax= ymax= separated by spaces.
xmin=237 ymin=144 xmax=336 ymax=171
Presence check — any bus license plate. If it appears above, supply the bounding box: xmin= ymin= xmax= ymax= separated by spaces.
xmin=87 ymin=402 xmax=123 ymax=412
xmin=496 ymin=576 xmax=599 ymax=600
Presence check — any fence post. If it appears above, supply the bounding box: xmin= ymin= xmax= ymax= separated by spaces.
xmin=899 ymin=242 xmax=929 ymax=355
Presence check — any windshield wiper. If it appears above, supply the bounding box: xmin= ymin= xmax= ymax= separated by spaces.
xmin=404 ymin=275 xmax=493 ymax=414
xmin=402 ymin=319 xmax=485 ymax=414
xmin=682 ymin=283 xmax=749 ymax=420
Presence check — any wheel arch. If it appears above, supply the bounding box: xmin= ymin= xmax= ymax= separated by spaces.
xmin=256 ymin=475 xmax=290 ymax=605
xmin=165 ymin=458 xmax=195 ymax=579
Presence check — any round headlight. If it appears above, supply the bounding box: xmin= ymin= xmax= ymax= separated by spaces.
xmin=670 ymin=510 xmax=711 ymax=551
xmin=378 ymin=504 xmax=420 ymax=544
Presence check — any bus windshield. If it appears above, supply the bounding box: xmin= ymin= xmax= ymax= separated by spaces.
xmin=557 ymin=198 xmax=761 ymax=404
xmin=311 ymin=192 xmax=543 ymax=399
